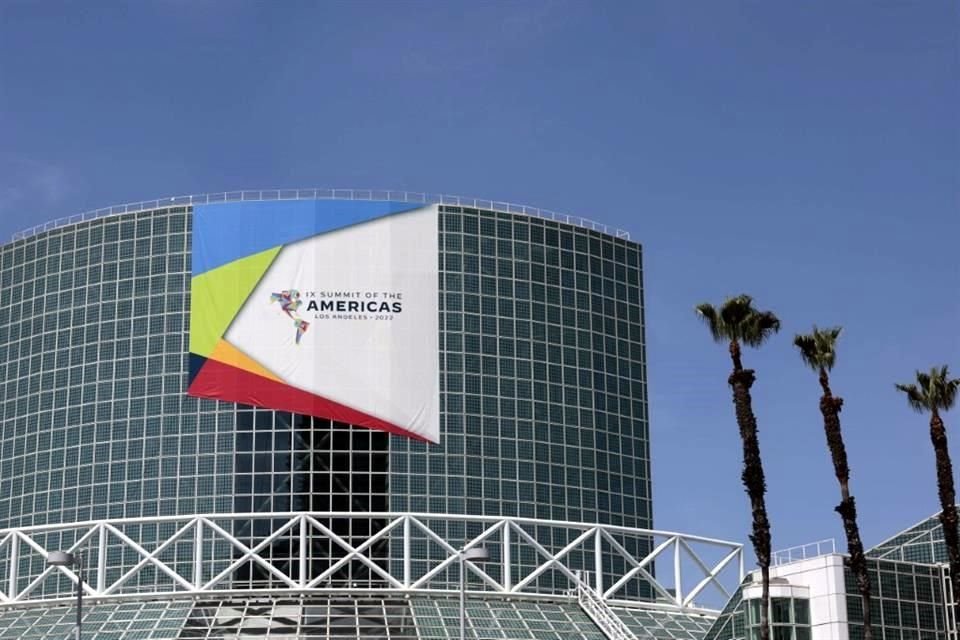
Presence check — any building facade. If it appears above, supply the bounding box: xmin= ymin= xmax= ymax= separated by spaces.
xmin=0 ymin=200 xmax=651 ymax=532
xmin=4 ymin=192 xmax=948 ymax=640
xmin=0 ymin=193 xmax=720 ymax=640
xmin=703 ymin=512 xmax=957 ymax=640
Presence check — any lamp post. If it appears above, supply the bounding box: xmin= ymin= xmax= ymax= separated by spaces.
xmin=47 ymin=551 xmax=83 ymax=640
xmin=459 ymin=546 xmax=490 ymax=640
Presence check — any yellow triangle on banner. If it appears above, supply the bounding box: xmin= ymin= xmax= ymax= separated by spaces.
xmin=209 ymin=339 xmax=284 ymax=383
xmin=189 ymin=245 xmax=282 ymax=358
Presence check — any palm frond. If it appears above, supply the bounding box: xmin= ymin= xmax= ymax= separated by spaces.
xmin=894 ymin=365 xmax=960 ymax=414
xmin=718 ymin=294 xmax=754 ymax=330
xmin=895 ymin=382 xmax=929 ymax=413
xmin=794 ymin=326 xmax=842 ymax=372
xmin=941 ymin=375 xmax=960 ymax=410
xmin=793 ymin=334 xmax=820 ymax=371
xmin=694 ymin=303 xmax=726 ymax=343
xmin=697 ymin=294 xmax=779 ymax=348
xmin=929 ymin=365 xmax=960 ymax=412
xmin=740 ymin=310 xmax=781 ymax=347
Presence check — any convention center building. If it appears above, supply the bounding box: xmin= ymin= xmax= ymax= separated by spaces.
xmin=0 ymin=191 xmax=952 ymax=639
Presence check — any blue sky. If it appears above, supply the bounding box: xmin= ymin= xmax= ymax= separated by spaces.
xmin=0 ymin=2 xmax=957 ymax=553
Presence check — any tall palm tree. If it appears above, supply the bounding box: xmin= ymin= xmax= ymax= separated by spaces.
xmin=794 ymin=327 xmax=872 ymax=639
xmin=896 ymin=366 xmax=960 ymax=619
xmin=696 ymin=294 xmax=780 ymax=640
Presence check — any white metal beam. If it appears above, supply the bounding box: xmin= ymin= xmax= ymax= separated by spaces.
xmin=0 ymin=512 xmax=742 ymax=615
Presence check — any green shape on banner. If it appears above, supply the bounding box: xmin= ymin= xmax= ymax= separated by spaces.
xmin=189 ymin=245 xmax=282 ymax=358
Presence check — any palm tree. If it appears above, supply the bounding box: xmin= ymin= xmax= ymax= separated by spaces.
xmin=794 ymin=327 xmax=872 ymax=639
xmin=696 ymin=294 xmax=780 ymax=640
xmin=896 ymin=366 xmax=960 ymax=620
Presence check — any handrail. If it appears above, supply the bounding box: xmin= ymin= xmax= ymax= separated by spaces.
xmin=576 ymin=573 xmax=641 ymax=640
xmin=771 ymin=539 xmax=836 ymax=566
xmin=9 ymin=189 xmax=631 ymax=243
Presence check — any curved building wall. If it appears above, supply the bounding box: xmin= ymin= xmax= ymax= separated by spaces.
xmin=0 ymin=207 xmax=233 ymax=528
xmin=395 ymin=204 xmax=650 ymax=528
xmin=0 ymin=201 xmax=650 ymax=536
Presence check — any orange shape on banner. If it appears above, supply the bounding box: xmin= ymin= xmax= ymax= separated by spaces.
xmin=209 ymin=339 xmax=283 ymax=384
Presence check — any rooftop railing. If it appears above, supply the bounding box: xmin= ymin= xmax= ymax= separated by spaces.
xmin=10 ymin=189 xmax=630 ymax=242
xmin=771 ymin=539 xmax=836 ymax=566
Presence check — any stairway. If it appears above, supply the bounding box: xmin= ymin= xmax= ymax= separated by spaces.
xmin=575 ymin=576 xmax=640 ymax=640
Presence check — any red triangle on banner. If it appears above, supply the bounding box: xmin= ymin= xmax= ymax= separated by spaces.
xmin=188 ymin=357 xmax=430 ymax=442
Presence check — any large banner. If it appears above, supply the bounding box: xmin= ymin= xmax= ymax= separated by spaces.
xmin=187 ymin=200 xmax=440 ymax=443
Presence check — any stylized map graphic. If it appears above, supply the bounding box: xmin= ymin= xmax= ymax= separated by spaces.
xmin=269 ymin=290 xmax=310 ymax=344
xmin=187 ymin=200 xmax=440 ymax=443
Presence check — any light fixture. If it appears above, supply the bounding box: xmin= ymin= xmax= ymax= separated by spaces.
xmin=47 ymin=551 xmax=83 ymax=640
xmin=459 ymin=546 xmax=491 ymax=640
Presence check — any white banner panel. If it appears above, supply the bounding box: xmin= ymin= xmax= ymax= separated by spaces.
xmin=189 ymin=201 xmax=440 ymax=443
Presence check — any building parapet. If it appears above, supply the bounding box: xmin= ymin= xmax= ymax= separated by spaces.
xmin=10 ymin=189 xmax=630 ymax=243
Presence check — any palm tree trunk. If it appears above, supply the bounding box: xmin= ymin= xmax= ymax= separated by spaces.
xmin=818 ymin=369 xmax=873 ymax=640
xmin=729 ymin=340 xmax=771 ymax=640
xmin=929 ymin=410 xmax=960 ymax=622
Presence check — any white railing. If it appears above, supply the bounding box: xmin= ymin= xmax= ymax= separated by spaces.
xmin=10 ymin=189 xmax=630 ymax=242
xmin=0 ymin=512 xmax=740 ymax=614
xmin=771 ymin=539 xmax=836 ymax=566
xmin=576 ymin=572 xmax=640 ymax=640
xmin=942 ymin=565 xmax=958 ymax=640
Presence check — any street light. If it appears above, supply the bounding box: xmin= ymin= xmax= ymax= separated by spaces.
xmin=459 ymin=546 xmax=490 ymax=640
xmin=47 ymin=551 xmax=83 ymax=640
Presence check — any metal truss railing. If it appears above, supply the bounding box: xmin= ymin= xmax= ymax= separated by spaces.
xmin=0 ymin=513 xmax=741 ymax=615
xmin=10 ymin=189 xmax=630 ymax=242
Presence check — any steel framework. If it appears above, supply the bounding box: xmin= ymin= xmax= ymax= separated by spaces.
xmin=10 ymin=189 xmax=631 ymax=241
xmin=0 ymin=513 xmax=741 ymax=615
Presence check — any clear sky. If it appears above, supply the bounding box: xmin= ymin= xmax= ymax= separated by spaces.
xmin=0 ymin=1 xmax=957 ymax=555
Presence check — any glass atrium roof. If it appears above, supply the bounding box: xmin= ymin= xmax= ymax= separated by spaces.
xmin=867 ymin=510 xmax=950 ymax=564
xmin=0 ymin=596 xmax=722 ymax=640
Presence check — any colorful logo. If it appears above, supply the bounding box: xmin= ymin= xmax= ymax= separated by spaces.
xmin=270 ymin=289 xmax=310 ymax=344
